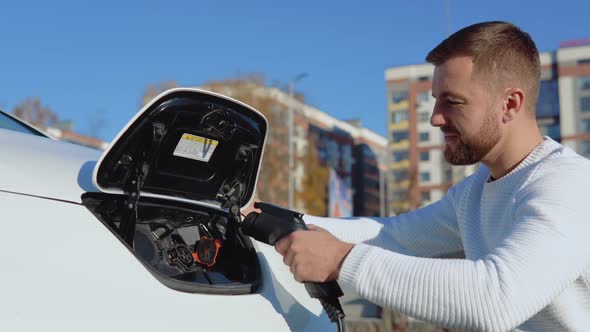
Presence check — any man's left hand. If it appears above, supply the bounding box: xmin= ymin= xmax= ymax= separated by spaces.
xmin=275 ymin=225 xmax=354 ymax=283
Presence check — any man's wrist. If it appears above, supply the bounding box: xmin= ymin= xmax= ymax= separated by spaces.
xmin=332 ymin=242 xmax=355 ymax=280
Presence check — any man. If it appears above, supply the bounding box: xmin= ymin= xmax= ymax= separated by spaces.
xmin=274 ymin=21 xmax=590 ymax=331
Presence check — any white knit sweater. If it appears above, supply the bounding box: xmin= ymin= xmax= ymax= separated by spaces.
xmin=305 ymin=138 xmax=590 ymax=331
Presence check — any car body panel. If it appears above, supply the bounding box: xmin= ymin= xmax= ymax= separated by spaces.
xmin=0 ymin=108 xmax=334 ymax=331
xmin=0 ymin=128 xmax=100 ymax=203
xmin=0 ymin=110 xmax=51 ymax=138
xmin=0 ymin=191 xmax=332 ymax=331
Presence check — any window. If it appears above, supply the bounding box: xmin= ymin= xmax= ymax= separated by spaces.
xmin=392 ymin=150 xmax=409 ymax=162
xmin=536 ymin=80 xmax=559 ymax=117
xmin=579 ymin=76 xmax=590 ymax=91
xmin=421 ymin=191 xmax=431 ymax=202
xmin=391 ymin=91 xmax=408 ymax=104
xmin=419 ymin=132 xmax=430 ymax=142
xmin=581 ymin=97 xmax=590 ymax=112
xmin=391 ymin=110 xmax=408 ymax=123
xmin=391 ymin=189 xmax=409 ymax=201
xmin=445 ymin=169 xmax=453 ymax=182
xmin=326 ymin=140 xmax=339 ymax=168
xmin=539 ymin=123 xmax=561 ymax=140
xmin=364 ymin=177 xmax=378 ymax=190
xmin=393 ymin=170 xmax=409 ymax=182
xmin=418 ymin=91 xmax=430 ymax=103
xmin=392 ymin=131 xmax=409 ymax=142
xmin=345 ymin=176 xmax=352 ymax=187
xmin=419 ymin=112 xmax=430 ymax=122
xmin=420 ymin=172 xmax=431 ymax=182
xmin=582 ymin=140 xmax=590 ymax=156
xmin=583 ymin=119 xmax=590 ymax=133
xmin=420 ymin=151 xmax=429 ymax=161
xmin=342 ymin=145 xmax=353 ymax=172
xmin=362 ymin=145 xmax=376 ymax=159
xmin=365 ymin=164 xmax=378 ymax=174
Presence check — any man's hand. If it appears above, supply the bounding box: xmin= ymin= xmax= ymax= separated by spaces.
xmin=274 ymin=224 xmax=354 ymax=283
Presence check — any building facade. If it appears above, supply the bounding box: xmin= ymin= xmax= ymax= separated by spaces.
xmin=201 ymin=82 xmax=389 ymax=216
xmin=46 ymin=127 xmax=109 ymax=150
xmin=386 ymin=64 xmax=475 ymax=213
xmin=385 ymin=42 xmax=590 ymax=211
xmin=351 ymin=127 xmax=386 ymax=217
xmin=266 ymin=87 xmax=389 ymax=217
xmin=556 ymin=44 xmax=590 ymax=155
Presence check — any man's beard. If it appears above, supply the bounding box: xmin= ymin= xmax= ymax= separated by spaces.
xmin=443 ymin=113 xmax=500 ymax=165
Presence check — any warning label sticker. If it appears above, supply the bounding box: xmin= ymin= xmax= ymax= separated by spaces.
xmin=173 ymin=133 xmax=218 ymax=162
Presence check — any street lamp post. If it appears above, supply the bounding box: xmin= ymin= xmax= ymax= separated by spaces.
xmin=288 ymin=73 xmax=307 ymax=210
xmin=379 ymin=152 xmax=386 ymax=217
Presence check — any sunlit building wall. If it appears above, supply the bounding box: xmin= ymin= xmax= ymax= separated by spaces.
xmin=266 ymin=87 xmax=388 ymax=216
xmin=556 ymin=44 xmax=590 ymax=156
xmin=385 ymin=64 xmax=475 ymax=211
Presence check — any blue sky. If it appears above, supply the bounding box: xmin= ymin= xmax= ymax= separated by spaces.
xmin=1 ymin=0 xmax=589 ymax=142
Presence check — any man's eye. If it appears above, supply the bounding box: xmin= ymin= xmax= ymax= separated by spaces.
xmin=448 ymin=100 xmax=462 ymax=105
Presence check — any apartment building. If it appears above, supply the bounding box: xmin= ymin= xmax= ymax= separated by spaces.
xmin=385 ymin=40 xmax=590 ymax=211
xmin=266 ymin=87 xmax=388 ymax=217
xmin=556 ymin=43 xmax=590 ymax=155
xmin=349 ymin=121 xmax=387 ymax=217
xmin=386 ymin=64 xmax=475 ymax=212
xmin=201 ymin=82 xmax=388 ymax=216
xmin=46 ymin=127 xmax=109 ymax=150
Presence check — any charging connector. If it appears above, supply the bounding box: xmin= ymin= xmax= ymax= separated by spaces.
xmin=240 ymin=202 xmax=346 ymax=331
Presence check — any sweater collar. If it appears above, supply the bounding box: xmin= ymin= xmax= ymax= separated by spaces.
xmin=483 ymin=136 xmax=560 ymax=186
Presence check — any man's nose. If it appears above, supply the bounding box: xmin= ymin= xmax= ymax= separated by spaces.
xmin=430 ymin=106 xmax=445 ymax=127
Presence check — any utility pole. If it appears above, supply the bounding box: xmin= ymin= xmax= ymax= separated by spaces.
xmin=288 ymin=73 xmax=307 ymax=210
xmin=379 ymin=150 xmax=386 ymax=217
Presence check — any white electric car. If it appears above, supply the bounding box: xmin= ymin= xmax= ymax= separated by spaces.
xmin=0 ymin=89 xmax=335 ymax=331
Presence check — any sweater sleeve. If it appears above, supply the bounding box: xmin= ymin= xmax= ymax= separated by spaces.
xmin=304 ymin=190 xmax=463 ymax=258
xmin=337 ymin=163 xmax=590 ymax=331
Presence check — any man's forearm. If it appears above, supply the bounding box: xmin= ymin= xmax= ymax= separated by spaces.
xmin=304 ymin=196 xmax=462 ymax=259
xmin=303 ymin=215 xmax=387 ymax=244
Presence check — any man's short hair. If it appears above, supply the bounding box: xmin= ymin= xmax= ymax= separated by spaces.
xmin=426 ymin=21 xmax=541 ymax=114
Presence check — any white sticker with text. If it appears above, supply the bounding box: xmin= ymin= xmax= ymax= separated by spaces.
xmin=173 ymin=133 xmax=218 ymax=162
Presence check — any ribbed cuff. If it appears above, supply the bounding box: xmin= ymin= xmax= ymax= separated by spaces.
xmin=338 ymin=243 xmax=374 ymax=289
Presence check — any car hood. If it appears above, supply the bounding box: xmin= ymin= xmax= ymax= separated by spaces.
xmin=0 ymin=128 xmax=101 ymax=203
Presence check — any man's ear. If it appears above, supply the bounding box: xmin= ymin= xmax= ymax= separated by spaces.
xmin=502 ymin=88 xmax=525 ymax=123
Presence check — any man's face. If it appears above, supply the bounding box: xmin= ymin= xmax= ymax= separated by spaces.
xmin=431 ymin=56 xmax=502 ymax=165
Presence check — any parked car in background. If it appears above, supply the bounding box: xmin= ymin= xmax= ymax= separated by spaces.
xmin=0 ymin=89 xmax=334 ymax=331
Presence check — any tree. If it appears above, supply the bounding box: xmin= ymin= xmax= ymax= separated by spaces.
xmin=12 ymin=97 xmax=58 ymax=128
xmin=86 ymin=109 xmax=108 ymax=139
xmin=297 ymin=134 xmax=329 ymax=215
xmin=141 ymin=81 xmax=179 ymax=107
xmin=141 ymin=76 xmax=329 ymax=213
xmin=201 ymin=76 xmax=291 ymax=207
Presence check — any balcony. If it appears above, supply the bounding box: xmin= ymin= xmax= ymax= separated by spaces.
xmin=390 ymin=179 xmax=411 ymax=188
xmin=389 ymin=139 xmax=409 ymax=150
xmin=389 ymin=121 xmax=409 ymax=131
xmin=392 ymin=201 xmax=411 ymax=212
xmin=391 ymin=159 xmax=410 ymax=169
xmin=389 ymin=100 xmax=409 ymax=111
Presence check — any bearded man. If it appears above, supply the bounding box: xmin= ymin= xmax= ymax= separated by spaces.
xmin=273 ymin=21 xmax=590 ymax=331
